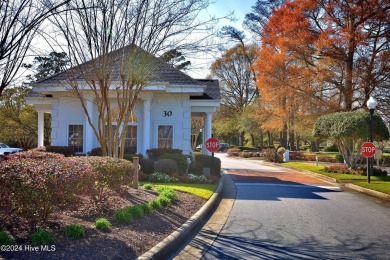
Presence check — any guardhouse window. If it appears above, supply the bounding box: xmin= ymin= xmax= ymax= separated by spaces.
xmin=158 ymin=125 xmax=173 ymax=149
xmin=68 ymin=125 xmax=84 ymax=153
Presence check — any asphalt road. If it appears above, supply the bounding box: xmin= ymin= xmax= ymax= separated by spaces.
xmin=200 ymin=154 xmax=390 ymax=259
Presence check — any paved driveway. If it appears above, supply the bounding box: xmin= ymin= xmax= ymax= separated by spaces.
xmin=175 ymin=154 xmax=390 ymax=260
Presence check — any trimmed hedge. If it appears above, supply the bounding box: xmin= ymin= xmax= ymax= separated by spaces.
xmin=146 ymin=148 xmax=182 ymax=160
xmin=139 ymin=158 xmax=155 ymax=174
xmin=46 ymin=146 xmax=76 ymax=157
xmin=160 ymin=153 xmax=189 ymax=175
xmin=190 ymin=154 xmax=221 ymax=176
xmin=154 ymin=159 xmax=178 ymax=176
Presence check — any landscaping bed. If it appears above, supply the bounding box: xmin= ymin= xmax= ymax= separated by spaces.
xmin=0 ymin=186 xmax=206 ymax=259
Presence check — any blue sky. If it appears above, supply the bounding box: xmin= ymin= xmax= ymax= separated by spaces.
xmin=207 ymin=0 xmax=257 ymax=30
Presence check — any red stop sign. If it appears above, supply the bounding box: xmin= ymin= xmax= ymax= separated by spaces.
xmin=361 ymin=142 xmax=376 ymax=157
xmin=206 ymin=138 xmax=220 ymax=153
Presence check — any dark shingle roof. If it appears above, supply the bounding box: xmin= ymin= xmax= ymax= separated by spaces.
xmin=32 ymin=45 xmax=220 ymax=101
xmin=191 ymin=79 xmax=221 ymax=100
xmin=34 ymin=45 xmax=200 ymax=86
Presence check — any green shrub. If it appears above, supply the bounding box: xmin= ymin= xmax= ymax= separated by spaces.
xmin=160 ymin=153 xmax=189 ymax=175
xmin=114 ymin=209 xmax=133 ymax=224
xmin=140 ymin=204 xmax=152 ymax=214
xmin=0 ymin=156 xmax=94 ymax=223
xmin=64 ymin=224 xmax=85 ymax=238
xmin=154 ymin=159 xmax=178 ymax=176
xmin=30 ymin=229 xmax=54 ymax=245
xmin=95 ymin=218 xmax=111 ymax=231
xmin=157 ymin=196 xmax=171 ymax=207
xmin=323 ymin=144 xmax=339 ymax=152
xmin=143 ymin=183 xmax=153 ymax=190
xmin=125 ymin=205 xmax=144 ymax=218
xmin=335 ymin=154 xmax=344 ymax=163
xmin=146 ymin=148 xmax=182 ymax=160
xmin=189 ymin=154 xmax=221 ymax=176
xmin=148 ymin=199 xmax=162 ymax=210
xmin=139 ymin=158 xmax=155 ymax=174
xmin=123 ymin=153 xmax=144 ymax=162
xmin=46 ymin=146 xmax=76 ymax=157
xmin=0 ymin=231 xmax=13 ymax=245
xmin=89 ymin=147 xmax=103 ymax=156
xmin=149 ymin=172 xmax=171 ymax=183
xmin=156 ymin=187 xmax=177 ymax=202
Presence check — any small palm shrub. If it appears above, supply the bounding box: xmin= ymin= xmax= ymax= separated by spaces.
xmin=30 ymin=229 xmax=54 ymax=245
xmin=95 ymin=218 xmax=111 ymax=231
xmin=0 ymin=231 xmax=13 ymax=245
xmin=64 ymin=224 xmax=85 ymax=238
xmin=154 ymin=159 xmax=178 ymax=176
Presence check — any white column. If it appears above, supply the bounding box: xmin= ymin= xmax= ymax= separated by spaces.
xmin=85 ymin=100 xmax=94 ymax=153
xmin=142 ymin=97 xmax=152 ymax=156
xmin=37 ymin=111 xmax=45 ymax=147
xmin=204 ymin=112 xmax=212 ymax=155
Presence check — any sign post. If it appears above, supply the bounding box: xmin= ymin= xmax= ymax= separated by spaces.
xmin=206 ymin=137 xmax=220 ymax=175
xmin=361 ymin=142 xmax=376 ymax=183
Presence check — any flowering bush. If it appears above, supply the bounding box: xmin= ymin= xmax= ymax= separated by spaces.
xmin=187 ymin=174 xmax=208 ymax=184
xmin=149 ymin=172 xmax=171 ymax=183
xmin=0 ymin=156 xmax=93 ymax=224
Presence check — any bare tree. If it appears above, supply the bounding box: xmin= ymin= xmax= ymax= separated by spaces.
xmin=0 ymin=0 xmax=69 ymax=96
xmin=49 ymin=0 xmax=225 ymax=158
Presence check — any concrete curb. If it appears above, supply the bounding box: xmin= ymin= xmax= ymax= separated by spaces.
xmin=138 ymin=175 xmax=225 ymax=260
xmin=345 ymin=183 xmax=390 ymax=201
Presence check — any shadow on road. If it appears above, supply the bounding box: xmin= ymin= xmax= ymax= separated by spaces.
xmin=196 ymin=229 xmax=389 ymax=260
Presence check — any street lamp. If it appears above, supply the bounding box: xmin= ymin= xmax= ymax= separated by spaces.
xmin=366 ymin=96 xmax=377 ymax=183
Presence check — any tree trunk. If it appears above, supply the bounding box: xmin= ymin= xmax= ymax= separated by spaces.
xmin=250 ymin=134 xmax=255 ymax=147
xmin=259 ymin=131 xmax=264 ymax=150
xmin=239 ymin=131 xmax=245 ymax=147
xmin=296 ymin=135 xmax=300 ymax=151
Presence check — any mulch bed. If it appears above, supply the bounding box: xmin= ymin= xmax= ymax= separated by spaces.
xmin=0 ymin=188 xmax=206 ymax=260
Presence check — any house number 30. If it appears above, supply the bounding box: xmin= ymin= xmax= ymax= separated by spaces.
xmin=163 ymin=111 xmax=172 ymax=117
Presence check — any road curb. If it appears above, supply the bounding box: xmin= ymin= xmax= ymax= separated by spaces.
xmin=137 ymin=174 xmax=225 ymax=260
xmin=345 ymin=183 xmax=390 ymax=201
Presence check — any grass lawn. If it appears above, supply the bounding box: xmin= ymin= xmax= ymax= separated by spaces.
xmin=283 ymin=162 xmax=390 ymax=195
xmin=141 ymin=183 xmax=217 ymax=200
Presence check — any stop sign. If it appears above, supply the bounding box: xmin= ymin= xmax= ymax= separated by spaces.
xmin=205 ymin=138 xmax=220 ymax=153
xmin=361 ymin=142 xmax=376 ymax=157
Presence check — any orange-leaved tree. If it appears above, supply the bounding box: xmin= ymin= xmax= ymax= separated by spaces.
xmin=253 ymin=0 xmax=390 ymax=150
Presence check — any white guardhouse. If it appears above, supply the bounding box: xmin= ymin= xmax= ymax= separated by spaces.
xmin=26 ymin=46 xmax=220 ymax=156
